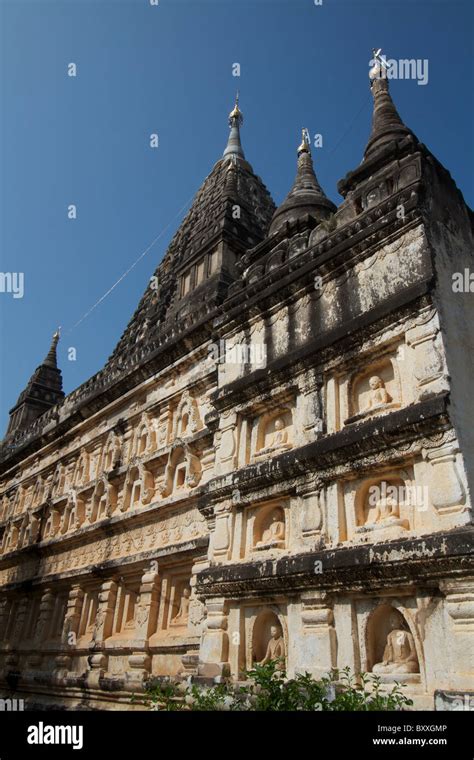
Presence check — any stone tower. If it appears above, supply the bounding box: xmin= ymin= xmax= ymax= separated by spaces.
xmin=0 ymin=64 xmax=472 ymax=711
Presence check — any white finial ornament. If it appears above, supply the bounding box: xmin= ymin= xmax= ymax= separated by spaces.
xmin=369 ymin=48 xmax=389 ymax=81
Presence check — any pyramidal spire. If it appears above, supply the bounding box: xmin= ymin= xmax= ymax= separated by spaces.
xmin=43 ymin=328 xmax=61 ymax=368
xmin=269 ymin=128 xmax=336 ymax=235
xmin=364 ymin=49 xmax=413 ymax=160
xmin=223 ymin=92 xmax=246 ymax=162
xmin=293 ymin=128 xmax=326 ymax=195
xmin=4 ymin=330 xmax=65 ymax=438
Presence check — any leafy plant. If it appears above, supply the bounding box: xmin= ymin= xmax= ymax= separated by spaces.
xmin=136 ymin=663 xmax=413 ymax=712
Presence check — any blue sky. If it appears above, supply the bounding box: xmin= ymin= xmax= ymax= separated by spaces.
xmin=0 ymin=0 xmax=472 ymax=434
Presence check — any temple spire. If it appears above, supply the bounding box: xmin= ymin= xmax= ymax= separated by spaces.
xmin=43 ymin=328 xmax=61 ymax=368
xmin=4 ymin=330 xmax=65 ymax=438
xmin=223 ymin=92 xmax=246 ymax=162
xmin=269 ymin=128 xmax=336 ymax=235
xmin=364 ymin=49 xmax=413 ymax=160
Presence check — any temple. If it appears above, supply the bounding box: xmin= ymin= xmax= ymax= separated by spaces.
xmin=0 ymin=56 xmax=473 ymax=710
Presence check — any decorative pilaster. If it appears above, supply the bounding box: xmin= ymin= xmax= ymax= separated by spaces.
xmin=216 ymin=411 xmax=238 ymax=475
xmin=0 ymin=598 xmax=9 ymax=642
xmin=300 ymin=592 xmax=337 ymax=678
xmin=423 ymin=443 xmax=466 ymax=513
xmin=93 ymin=580 xmax=118 ymax=643
xmin=28 ymin=587 xmax=55 ymax=668
xmin=440 ymin=579 xmax=474 ymax=691
xmin=299 ymin=370 xmax=324 ymax=440
xmin=198 ymin=597 xmax=230 ymax=679
xmin=300 ymin=489 xmax=324 ymax=539
xmin=133 ymin=568 xmax=160 ymax=645
xmin=212 ymin=502 xmax=233 ymax=561
xmin=10 ymin=598 xmax=29 ymax=649
xmin=55 ymin=585 xmax=84 ymax=675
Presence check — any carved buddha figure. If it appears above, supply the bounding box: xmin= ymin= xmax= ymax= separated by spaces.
xmin=171 ymin=587 xmax=190 ymax=625
xmin=260 ymin=624 xmax=285 ymax=668
xmin=366 ymin=376 xmax=391 ymax=410
xmin=364 ymin=482 xmax=409 ymax=532
xmin=372 ymin=611 xmax=419 ymax=674
xmin=256 ymin=508 xmax=285 ymax=547
xmin=259 ymin=418 xmax=292 ymax=455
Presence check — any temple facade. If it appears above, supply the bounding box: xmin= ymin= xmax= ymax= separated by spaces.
xmin=0 ymin=60 xmax=473 ymax=710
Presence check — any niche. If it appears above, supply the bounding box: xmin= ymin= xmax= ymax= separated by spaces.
xmin=160 ymin=445 xmax=201 ymax=498
xmin=347 ymin=357 xmax=401 ymax=423
xmin=354 ymin=475 xmax=411 ymax=539
xmin=122 ymin=466 xmax=142 ymax=511
xmin=75 ymin=451 xmax=90 ymax=487
xmin=366 ymin=604 xmax=420 ymax=677
xmin=253 ymin=505 xmax=286 ymax=550
xmin=249 ymin=609 xmax=286 ymax=669
xmin=254 ymin=409 xmax=293 ymax=460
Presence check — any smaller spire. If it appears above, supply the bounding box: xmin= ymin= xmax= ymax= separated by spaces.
xmin=364 ymin=48 xmax=413 ymax=159
xmin=44 ymin=328 xmax=61 ymax=368
xmin=297 ymin=128 xmax=310 ymax=156
xmin=223 ymin=92 xmax=246 ymax=161
xmin=4 ymin=329 xmax=65 ymax=438
xmin=269 ymin=128 xmax=336 ymax=235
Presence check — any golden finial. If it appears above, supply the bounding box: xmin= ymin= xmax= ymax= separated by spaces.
xmin=297 ymin=128 xmax=310 ymax=156
xmin=229 ymin=91 xmax=243 ymax=122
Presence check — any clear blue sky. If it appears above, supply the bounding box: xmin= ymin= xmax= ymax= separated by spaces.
xmin=1 ymin=0 xmax=473 ymax=435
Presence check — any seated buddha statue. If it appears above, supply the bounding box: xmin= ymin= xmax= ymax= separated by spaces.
xmin=372 ymin=612 xmax=419 ymax=674
xmin=260 ymin=625 xmax=285 ymax=670
xmin=366 ymin=376 xmax=391 ymax=411
xmin=258 ymin=418 xmax=292 ymax=456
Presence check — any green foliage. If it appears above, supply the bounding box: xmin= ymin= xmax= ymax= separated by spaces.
xmin=137 ymin=662 xmax=414 ymax=712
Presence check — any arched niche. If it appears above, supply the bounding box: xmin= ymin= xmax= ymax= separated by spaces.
xmin=52 ymin=464 xmax=66 ymax=498
xmin=62 ymin=492 xmax=85 ymax=533
xmin=139 ymin=463 xmax=155 ymax=505
xmin=160 ymin=445 xmax=201 ymax=497
xmin=136 ymin=416 xmax=152 ymax=457
xmin=123 ymin=466 xmax=141 ymax=511
xmin=255 ymin=409 xmax=293 ymax=458
xmin=103 ymin=432 xmax=122 ymax=473
xmin=249 ymin=608 xmax=287 ymax=669
xmin=253 ymin=504 xmax=286 ymax=550
xmin=366 ymin=604 xmax=421 ymax=677
xmin=174 ymin=392 xmax=201 ymax=440
xmin=354 ymin=473 xmax=411 ymax=536
xmin=43 ymin=505 xmax=60 ymax=539
xmin=5 ymin=521 xmax=20 ymax=552
xmin=31 ymin=476 xmax=44 ymax=508
xmin=0 ymin=494 xmax=8 ymax=522
xmin=348 ymin=357 xmax=401 ymax=420
xmin=74 ymin=450 xmax=90 ymax=487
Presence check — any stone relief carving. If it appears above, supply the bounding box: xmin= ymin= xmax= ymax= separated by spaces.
xmin=371 ymin=608 xmax=419 ymax=675
xmin=248 ymin=609 xmax=287 ymax=671
xmin=170 ymin=587 xmax=191 ymax=627
xmin=260 ymin=624 xmax=285 ymax=667
xmin=346 ymin=358 xmax=401 ymax=423
xmin=173 ymin=391 xmax=201 ymax=439
xmin=422 ymin=444 xmax=466 ymax=512
xmin=254 ymin=411 xmax=293 ymax=460
xmin=160 ymin=444 xmax=202 ymax=497
xmin=254 ymin=506 xmax=286 ymax=549
xmin=353 ymin=475 xmax=411 ymax=541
